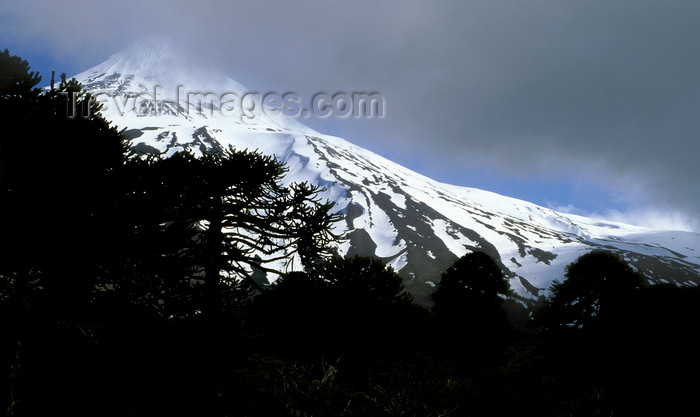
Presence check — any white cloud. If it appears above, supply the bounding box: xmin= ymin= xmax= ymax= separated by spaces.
xmin=598 ymin=209 xmax=698 ymax=233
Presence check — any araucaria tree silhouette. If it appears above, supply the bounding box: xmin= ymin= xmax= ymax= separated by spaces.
xmin=0 ymin=49 xmax=129 ymax=317
xmin=537 ymin=250 xmax=643 ymax=331
xmin=432 ymin=251 xmax=511 ymax=338
xmin=118 ymin=149 xmax=344 ymax=319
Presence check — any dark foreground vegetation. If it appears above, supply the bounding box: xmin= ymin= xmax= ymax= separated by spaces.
xmin=2 ymin=50 xmax=699 ymax=417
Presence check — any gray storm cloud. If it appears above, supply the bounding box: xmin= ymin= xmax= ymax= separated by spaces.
xmin=1 ymin=0 xmax=698 ymax=230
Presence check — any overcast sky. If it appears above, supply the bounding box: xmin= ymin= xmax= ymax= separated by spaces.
xmin=2 ymin=0 xmax=699 ymax=231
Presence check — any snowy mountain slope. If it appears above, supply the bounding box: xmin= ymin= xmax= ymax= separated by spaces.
xmin=73 ymin=39 xmax=700 ymax=307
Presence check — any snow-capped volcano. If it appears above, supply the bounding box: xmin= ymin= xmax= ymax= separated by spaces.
xmin=73 ymin=38 xmax=700 ymax=308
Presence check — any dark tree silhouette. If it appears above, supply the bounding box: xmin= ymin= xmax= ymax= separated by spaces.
xmin=0 ymin=50 xmax=131 ymax=416
xmin=432 ymin=251 xmax=511 ymax=337
xmin=252 ymin=256 xmax=413 ymax=352
xmin=0 ymin=49 xmax=129 ymax=318
xmin=537 ymin=250 xmax=644 ymax=331
xmin=110 ymin=147 xmax=343 ymax=320
xmin=313 ymin=255 xmax=413 ymax=305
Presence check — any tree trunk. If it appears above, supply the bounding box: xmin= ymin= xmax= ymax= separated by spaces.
xmin=204 ymin=208 xmax=223 ymax=322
